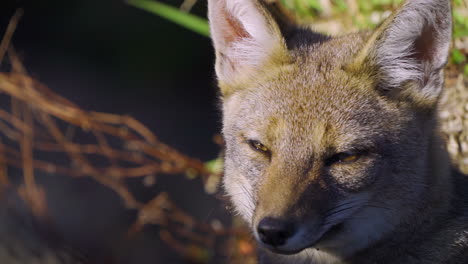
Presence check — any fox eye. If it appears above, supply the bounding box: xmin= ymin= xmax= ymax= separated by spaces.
xmin=325 ymin=152 xmax=361 ymax=166
xmin=247 ymin=140 xmax=269 ymax=154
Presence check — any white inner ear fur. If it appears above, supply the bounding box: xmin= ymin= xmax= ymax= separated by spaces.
xmin=374 ymin=0 xmax=451 ymax=90
xmin=209 ymin=0 xmax=284 ymax=83
xmin=224 ymin=0 xmax=277 ymax=46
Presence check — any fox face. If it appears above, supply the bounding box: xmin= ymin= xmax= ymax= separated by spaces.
xmin=208 ymin=0 xmax=452 ymax=260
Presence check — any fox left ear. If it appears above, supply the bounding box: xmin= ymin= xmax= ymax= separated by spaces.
xmin=207 ymin=0 xmax=288 ymax=95
xmin=350 ymin=0 xmax=452 ymax=107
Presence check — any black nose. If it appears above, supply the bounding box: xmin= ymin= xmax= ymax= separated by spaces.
xmin=257 ymin=217 xmax=295 ymax=247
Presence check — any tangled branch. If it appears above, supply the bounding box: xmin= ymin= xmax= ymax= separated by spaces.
xmin=0 ymin=11 xmax=254 ymax=263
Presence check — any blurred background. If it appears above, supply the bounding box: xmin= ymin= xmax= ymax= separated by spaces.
xmin=0 ymin=0 xmax=226 ymax=263
xmin=0 ymin=0 xmax=466 ymax=263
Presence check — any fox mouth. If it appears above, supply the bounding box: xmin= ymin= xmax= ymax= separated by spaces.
xmin=257 ymin=196 xmax=368 ymax=255
xmin=314 ymin=222 xmax=344 ymax=246
xmin=264 ymin=222 xmax=345 ymax=255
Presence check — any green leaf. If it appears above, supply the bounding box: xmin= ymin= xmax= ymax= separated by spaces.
xmin=453 ymin=11 xmax=466 ymax=24
xmin=280 ymin=0 xmax=295 ymax=10
xmin=127 ymin=0 xmax=210 ymax=37
xmin=306 ymin=0 xmax=322 ymax=12
xmin=204 ymin=158 xmax=224 ymax=175
xmin=334 ymin=0 xmax=347 ymax=12
xmin=451 ymin=49 xmax=466 ymax=65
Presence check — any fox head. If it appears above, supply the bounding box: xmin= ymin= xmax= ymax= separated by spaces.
xmin=208 ymin=0 xmax=452 ymax=259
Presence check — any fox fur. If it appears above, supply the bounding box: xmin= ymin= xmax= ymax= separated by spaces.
xmin=208 ymin=0 xmax=468 ymax=263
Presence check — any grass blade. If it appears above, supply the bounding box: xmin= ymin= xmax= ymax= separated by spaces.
xmin=127 ymin=0 xmax=210 ymax=37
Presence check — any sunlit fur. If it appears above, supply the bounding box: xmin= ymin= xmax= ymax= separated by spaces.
xmin=208 ymin=0 xmax=468 ymax=263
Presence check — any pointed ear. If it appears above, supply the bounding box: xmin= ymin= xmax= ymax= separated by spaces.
xmin=208 ymin=0 xmax=288 ymax=94
xmin=350 ymin=0 xmax=452 ymax=107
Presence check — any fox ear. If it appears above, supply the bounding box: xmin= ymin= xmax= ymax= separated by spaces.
xmin=351 ymin=0 xmax=452 ymax=107
xmin=208 ymin=0 xmax=287 ymax=94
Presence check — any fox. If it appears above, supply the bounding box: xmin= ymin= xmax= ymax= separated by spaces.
xmin=207 ymin=0 xmax=468 ymax=263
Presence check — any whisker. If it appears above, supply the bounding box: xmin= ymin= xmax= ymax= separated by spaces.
xmin=323 ymin=205 xmax=358 ymax=219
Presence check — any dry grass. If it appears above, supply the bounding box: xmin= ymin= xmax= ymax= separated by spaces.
xmin=0 ymin=10 xmax=256 ymax=264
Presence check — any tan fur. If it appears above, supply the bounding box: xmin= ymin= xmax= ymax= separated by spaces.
xmin=208 ymin=0 xmax=468 ymax=263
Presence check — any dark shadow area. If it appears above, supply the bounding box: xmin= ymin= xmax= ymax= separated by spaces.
xmin=1 ymin=0 xmax=228 ymax=263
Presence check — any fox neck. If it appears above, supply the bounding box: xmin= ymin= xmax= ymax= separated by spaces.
xmin=424 ymin=130 xmax=453 ymax=218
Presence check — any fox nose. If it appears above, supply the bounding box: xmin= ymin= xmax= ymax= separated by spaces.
xmin=257 ymin=218 xmax=295 ymax=247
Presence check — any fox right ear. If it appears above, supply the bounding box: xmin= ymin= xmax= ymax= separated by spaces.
xmin=208 ymin=0 xmax=288 ymax=95
xmin=349 ymin=0 xmax=452 ymax=108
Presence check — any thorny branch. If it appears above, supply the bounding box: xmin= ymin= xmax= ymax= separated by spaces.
xmin=0 ymin=12 xmax=254 ymax=263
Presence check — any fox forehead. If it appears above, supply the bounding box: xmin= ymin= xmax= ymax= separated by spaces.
xmin=222 ymin=35 xmax=396 ymax=151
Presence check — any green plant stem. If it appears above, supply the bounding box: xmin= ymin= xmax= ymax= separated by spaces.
xmin=127 ymin=0 xmax=210 ymax=37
